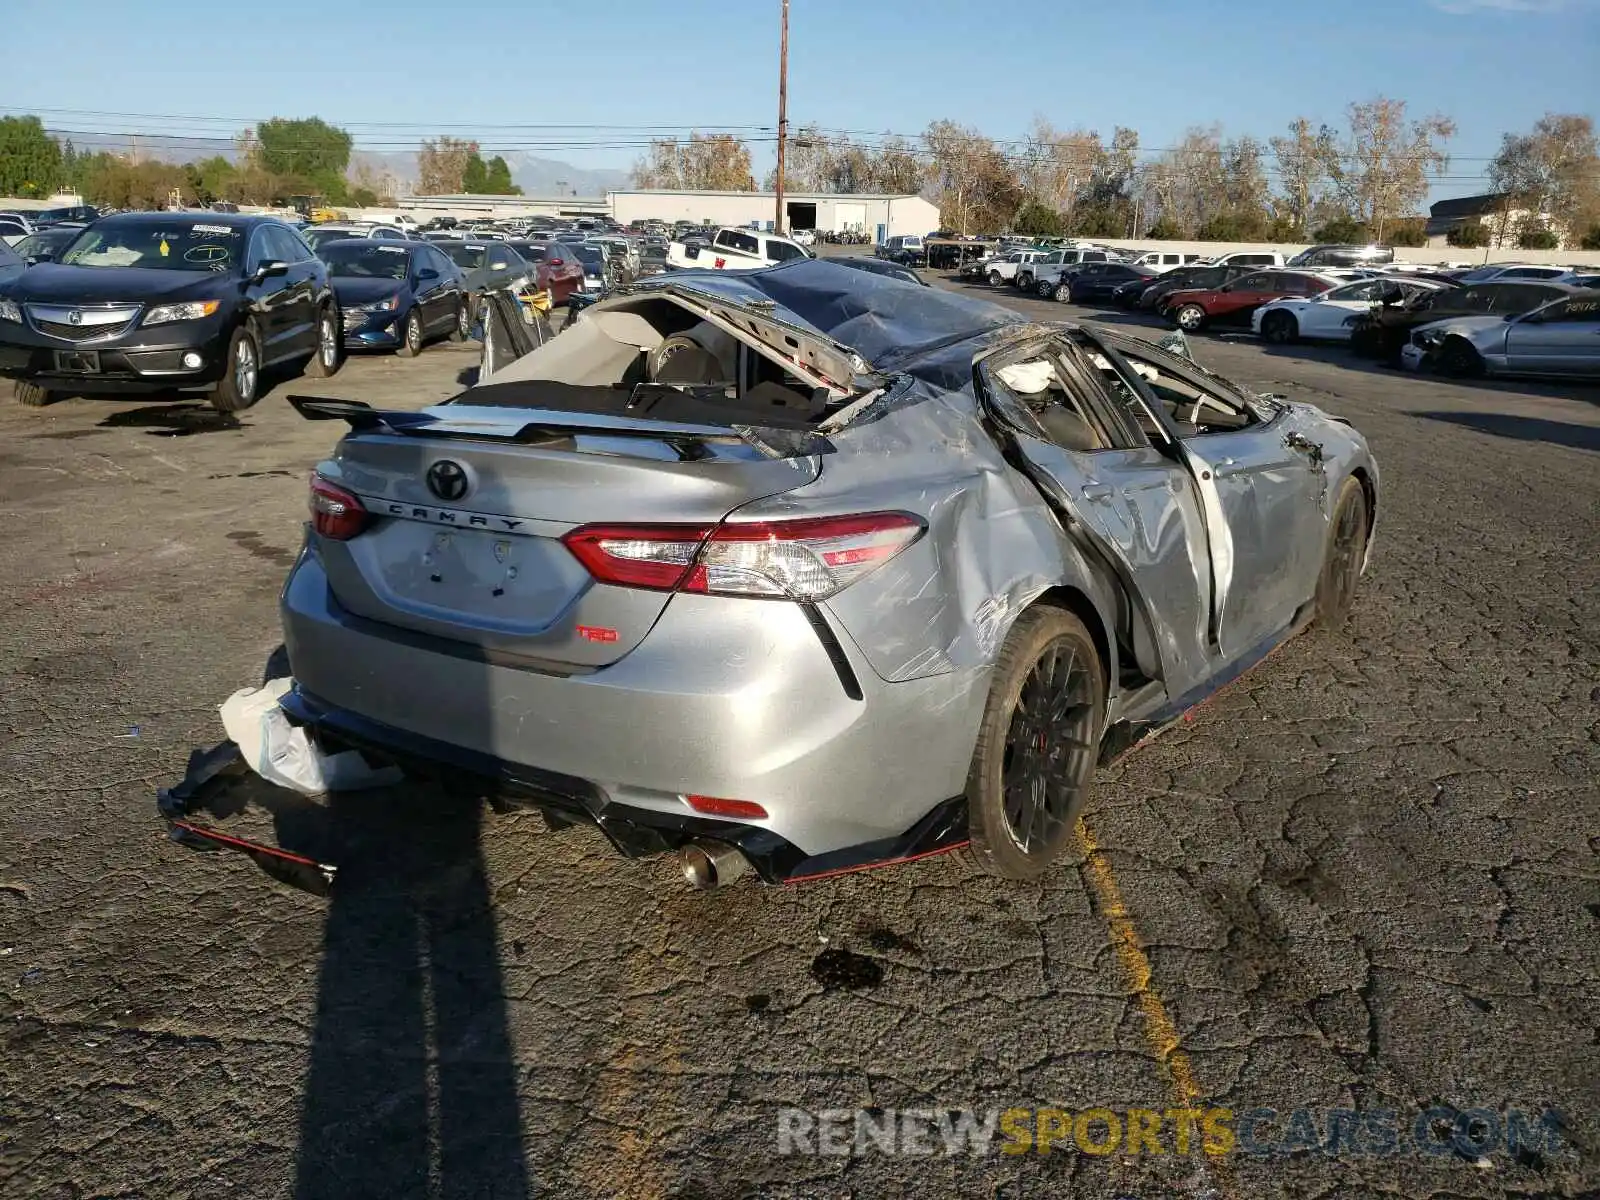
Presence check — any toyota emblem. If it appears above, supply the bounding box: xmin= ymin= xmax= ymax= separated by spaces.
xmin=426 ymin=459 xmax=469 ymax=502
xmin=68 ymin=310 xmax=83 ymax=325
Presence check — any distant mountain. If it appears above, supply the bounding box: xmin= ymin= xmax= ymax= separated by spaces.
xmin=352 ymin=151 xmax=629 ymax=198
xmin=53 ymin=132 xmax=631 ymax=198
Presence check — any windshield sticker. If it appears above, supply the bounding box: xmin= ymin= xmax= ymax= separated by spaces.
xmin=184 ymin=245 xmax=231 ymax=264
xmin=190 ymin=223 xmax=236 ymax=236
xmin=376 ymin=245 xmax=408 ymax=254
xmin=159 ymin=238 xmax=170 ymax=257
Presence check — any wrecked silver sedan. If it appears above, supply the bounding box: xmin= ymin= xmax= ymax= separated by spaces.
xmin=274 ymin=260 xmax=1378 ymax=886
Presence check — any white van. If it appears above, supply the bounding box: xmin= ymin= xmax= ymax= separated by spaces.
xmin=1131 ymin=250 xmax=1207 ymax=273
xmin=1203 ymin=250 xmax=1285 ymax=268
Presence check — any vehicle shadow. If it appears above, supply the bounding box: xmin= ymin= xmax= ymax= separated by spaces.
xmin=193 ymin=647 xmax=531 ymax=1198
xmin=97 ymin=402 xmax=247 ymax=436
xmin=1407 ymin=409 xmax=1600 ymax=452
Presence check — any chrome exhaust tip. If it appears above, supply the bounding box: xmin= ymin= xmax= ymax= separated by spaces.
xmin=680 ymin=840 xmax=750 ymax=890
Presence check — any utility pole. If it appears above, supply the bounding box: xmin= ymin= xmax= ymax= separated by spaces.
xmin=775 ymin=0 xmax=789 ymax=233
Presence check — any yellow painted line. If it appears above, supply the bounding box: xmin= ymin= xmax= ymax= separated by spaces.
xmin=1076 ymin=815 xmax=1237 ymax=1193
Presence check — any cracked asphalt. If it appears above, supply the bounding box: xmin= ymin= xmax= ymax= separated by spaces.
xmin=1 ymin=275 xmax=1597 ymax=1200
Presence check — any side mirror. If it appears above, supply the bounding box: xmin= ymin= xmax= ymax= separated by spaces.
xmin=253 ymin=260 xmax=289 ymax=282
xmin=416 ymin=267 xmax=439 ymax=281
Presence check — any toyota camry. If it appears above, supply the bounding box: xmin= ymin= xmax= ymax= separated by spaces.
xmin=268 ymin=260 xmax=1379 ymax=888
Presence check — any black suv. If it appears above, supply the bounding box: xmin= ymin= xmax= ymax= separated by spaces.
xmin=1286 ymin=243 xmax=1395 ymax=268
xmin=0 ymin=212 xmax=340 ymax=411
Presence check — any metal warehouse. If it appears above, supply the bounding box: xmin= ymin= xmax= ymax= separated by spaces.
xmin=608 ymin=190 xmax=940 ymax=239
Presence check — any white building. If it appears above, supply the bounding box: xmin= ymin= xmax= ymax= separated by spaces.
xmin=395 ymin=194 xmax=610 ymax=221
xmin=607 ymin=190 xmax=939 ymax=239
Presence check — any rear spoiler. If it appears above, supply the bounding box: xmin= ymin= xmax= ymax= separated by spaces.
xmin=285 ymin=394 xmax=834 ymax=460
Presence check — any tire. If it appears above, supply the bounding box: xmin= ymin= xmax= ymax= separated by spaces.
xmin=1174 ymin=303 xmax=1207 ymax=332
xmin=449 ymin=299 xmax=470 ymax=342
xmin=987 ymin=270 xmax=1003 ymax=287
xmin=1017 ymin=274 xmax=1033 ymax=291
xmin=1036 ymin=277 xmax=1055 ymax=298
xmin=303 ymin=305 xmax=341 ymax=378
xmin=1261 ymin=310 xmax=1298 ymax=345
xmin=1053 ymin=282 xmax=1072 ymax=303
xmin=964 ymin=607 xmax=1105 ymax=879
xmin=396 ymin=308 xmax=424 ymax=358
xmin=1315 ymin=476 xmax=1369 ymax=628
xmin=1439 ymin=337 xmax=1484 ymax=378
xmin=13 ymin=380 xmax=57 ymax=407
xmin=208 ymin=325 xmax=260 ymax=413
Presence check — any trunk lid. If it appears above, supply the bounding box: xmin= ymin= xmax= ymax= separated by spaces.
xmin=309 ymin=404 xmax=823 ymax=670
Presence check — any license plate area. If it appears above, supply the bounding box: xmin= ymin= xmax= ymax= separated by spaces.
xmin=53 ymin=350 xmax=101 ymax=374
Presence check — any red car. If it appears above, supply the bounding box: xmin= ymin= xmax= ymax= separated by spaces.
xmin=506 ymin=240 xmax=585 ymax=304
xmin=1161 ymin=270 xmax=1338 ymax=332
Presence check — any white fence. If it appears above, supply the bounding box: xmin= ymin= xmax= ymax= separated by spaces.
xmin=1090 ymin=238 xmax=1600 ymax=269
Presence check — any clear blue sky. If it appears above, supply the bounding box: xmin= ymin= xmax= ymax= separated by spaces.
xmin=4 ymin=0 xmax=1596 ymax=198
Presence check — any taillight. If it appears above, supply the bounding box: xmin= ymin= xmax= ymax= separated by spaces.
xmin=561 ymin=513 xmax=923 ymax=600
xmin=309 ymin=474 xmax=369 ymax=541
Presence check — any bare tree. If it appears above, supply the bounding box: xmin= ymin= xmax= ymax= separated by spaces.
xmin=1489 ymin=113 xmax=1600 ymax=242
xmin=1325 ymin=97 xmax=1456 ymax=240
xmin=1270 ymin=118 xmax=1337 ymax=238
xmin=632 ymin=133 xmax=755 ymax=191
xmin=417 ymin=137 xmax=479 ymax=195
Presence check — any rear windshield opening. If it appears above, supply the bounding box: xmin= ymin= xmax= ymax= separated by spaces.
xmin=462 ymin=294 xmax=866 ymax=431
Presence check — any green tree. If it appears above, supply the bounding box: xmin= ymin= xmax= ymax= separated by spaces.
xmin=1580 ymin=224 xmax=1600 ymax=251
xmin=0 ymin=116 xmax=64 ymax=196
xmin=1312 ymin=215 xmax=1368 ymax=243
xmin=462 ymin=153 xmax=489 ymax=193
xmin=1446 ymin=221 xmax=1489 ymax=249
xmin=1013 ymin=201 xmax=1065 ymax=237
xmin=348 ymin=186 xmax=380 ymax=208
xmin=1144 ymin=216 xmax=1182 ymax=240
xmin=1516 ymin=217 xmax=1559 ymax=250
xmin=1387 ymin=217 xmax=1428 ymax=247
xmin=190 ymin=155 xmax=236 ymax=203
xmin=483 ymin=155 xmax=521 ymax=195
xmin=255 ymin=117 xmax=353 ymax=198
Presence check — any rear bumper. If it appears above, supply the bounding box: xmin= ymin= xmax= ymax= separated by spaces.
xmin=280 ymin=552 xmax=990 ymax=860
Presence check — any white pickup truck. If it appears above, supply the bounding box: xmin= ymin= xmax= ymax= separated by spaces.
xmin=1016 ymin=247 xmax=1119 ymax=292
xmin=987 ymin=249 xmax=1049 ymax=286
xmin=667 ymin=226 xmax=812 ymax=271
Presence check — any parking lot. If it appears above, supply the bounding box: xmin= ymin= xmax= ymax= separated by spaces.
xmin=2 ymin=276 xmax=1597 ymax=1199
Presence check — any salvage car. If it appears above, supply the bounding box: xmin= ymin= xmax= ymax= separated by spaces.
xmin=1401 ymin=289 xmax=1600 ymax=379
xmin=11 ymin=227 xmax=79 ymax=265
xmin=1161 ymin=270 xmax=1345 ymax=331
xmin=832 ymin=256 xmax=929 ymax=286
xmin=1252 ymin=276 xmax=1450 ymax=344
xmin=0 ymin=212 xmax=339 ymax=410
xmin=1019 ymin=247 xmax=1115 ymax=293
xmin=441 ymin=241 xmax=536 ymax=315
xmin=505 ymin=240 xmax=586 ymax=303
xmin=1348 ymin=279 xmax=1570 ymax=363
xmin=1132 ymin=264 xmax=1255 ymax=312
xmin=271 ymin=259 xmax=1378 ymax=888
xmin=315 ymin=240 xmax=469 ymax=355
xmin=1053 ymin=262 xmax=1156 ymax=304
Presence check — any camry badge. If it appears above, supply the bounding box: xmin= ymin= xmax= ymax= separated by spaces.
xmin=425 ymin=459 xmax=469 ymax=502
